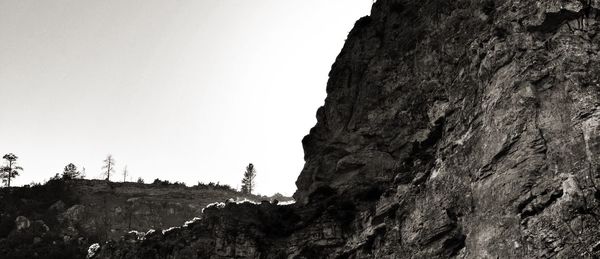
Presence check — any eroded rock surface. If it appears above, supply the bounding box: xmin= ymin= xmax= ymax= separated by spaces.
xmin=96 ymin=0 xmax=600 ymax=258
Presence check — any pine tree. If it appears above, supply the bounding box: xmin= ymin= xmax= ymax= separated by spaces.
xmin=241 ymin=163 xmax=256 ymax=194
xmin=1 ymin=153 xmax=23 ymax=187
xmin=62 ymin=163 xmax=81 ymax=179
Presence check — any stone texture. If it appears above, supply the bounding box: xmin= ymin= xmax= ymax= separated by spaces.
xmin=0 ymin=179 xmax=274 ymax=258
xmin=96 ymin=0 xmax=600 ymax=258
xmin=59 ymin=180 xmax=270 ymax=241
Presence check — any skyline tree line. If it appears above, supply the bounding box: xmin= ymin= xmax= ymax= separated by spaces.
xmin=1 ymin=153 xmax=261 ymax=195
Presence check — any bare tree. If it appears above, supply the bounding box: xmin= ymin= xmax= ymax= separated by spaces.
xmin=122 ymin=165 xmax=128 ymax=182
xmin=102 ymin=155 xmax=116 ymax=181
xmin=241 ymin=163 xmax=256 ymax=194
xmin=1 ymin=153 xmax=23 ymax=187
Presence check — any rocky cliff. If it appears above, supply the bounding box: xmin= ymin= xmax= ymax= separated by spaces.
xmin=96 ymin=0 xmax=600 ymax=258
xmin=0 ymin=179 xmax=272 ymax=258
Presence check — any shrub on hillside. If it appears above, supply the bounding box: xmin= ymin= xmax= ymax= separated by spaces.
xmin=151 ymin=178 xmax=186 ymax=187
xmin=194 ymin=181 xmax=235 ymax=192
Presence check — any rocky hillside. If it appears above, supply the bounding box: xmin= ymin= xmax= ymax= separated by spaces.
xmin=97 ymin=0 xmax=600 ymax=258
xmin=0 ymin=179 xmax=279 ymax=258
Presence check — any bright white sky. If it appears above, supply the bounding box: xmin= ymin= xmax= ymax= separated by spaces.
xmin=0 ymin=0 xmax=373 ymax=196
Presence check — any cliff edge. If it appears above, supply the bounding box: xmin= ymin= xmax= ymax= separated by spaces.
xmin=97 ymin=0 xmax=600 ymax=258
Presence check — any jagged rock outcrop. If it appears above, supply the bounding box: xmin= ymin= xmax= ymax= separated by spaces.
xmin=96 ymin=0 xmax=600 ymax=258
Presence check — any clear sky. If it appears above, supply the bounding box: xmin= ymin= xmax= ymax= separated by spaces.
xmin=0 ymin=0 xmax=373 ymax=196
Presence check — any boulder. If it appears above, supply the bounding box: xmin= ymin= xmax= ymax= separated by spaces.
xmin=14 ymin=216 xmax=30 ymax=231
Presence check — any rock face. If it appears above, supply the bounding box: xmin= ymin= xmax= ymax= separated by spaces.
xmin=0 ymin=179 xmax=273 ymax=258
xmin=63 ymin=180 xmax=260 ymax=241
xmin=97 ymin=0 xmax=600 ymax=258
